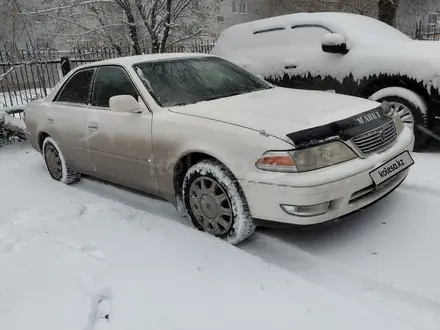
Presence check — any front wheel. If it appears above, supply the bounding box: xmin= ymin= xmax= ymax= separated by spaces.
xmin=182 ymin=160 xmax=256 ymax=245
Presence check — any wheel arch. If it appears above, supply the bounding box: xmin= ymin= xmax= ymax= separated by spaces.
xmin=37 ymin=131 xmax=51 ymax=152
xmin=360 ymin=75 xmax=431 ymax=112
xmin=172 ymin=151 xmax=236 ymax=202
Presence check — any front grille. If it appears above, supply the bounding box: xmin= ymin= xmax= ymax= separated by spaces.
xmin=351 ymin=121 xmax=397 ymax=155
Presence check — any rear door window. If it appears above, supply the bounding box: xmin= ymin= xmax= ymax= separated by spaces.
xmin=91 ymin=66 xmax=138 ymax=108
xmin=289 ymin=25 xmax=331 ymax=47
xmin=55 ymin=69 xmax=95 ymax=104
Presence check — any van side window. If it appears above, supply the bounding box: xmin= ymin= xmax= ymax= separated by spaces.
xmin=290 ymin=25 xmax=331 ymax=46
xmin=91 ymin=66 xmax=139 ymax=108
xmin=55 ymin=69 xmax=95 ymax=104
xmin=254 ymin=27 xmax=285 ymax=34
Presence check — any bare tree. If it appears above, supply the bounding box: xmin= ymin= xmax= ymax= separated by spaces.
xmin=14 ymin=0 xmax=222 ymax=54
xmin=259 ymin=0 xmax=377 ymax=18
xmin=258 ymin=0 xmax=426 ymax=28
xmin=378 ymin=0 xmax=399 ymax=26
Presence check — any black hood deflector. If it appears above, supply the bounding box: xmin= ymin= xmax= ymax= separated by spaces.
xmin=287 ymin=106 xmax=393 ymax=148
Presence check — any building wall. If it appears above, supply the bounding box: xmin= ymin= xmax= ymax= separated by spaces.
xmin=208 ymin=0 xmax=269 ymax=38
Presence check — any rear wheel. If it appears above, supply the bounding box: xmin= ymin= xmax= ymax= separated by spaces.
xmin=42 ymin=137 xmax=80 ymax=184
xmin=182 ymin=160 xmax=256 ymax=245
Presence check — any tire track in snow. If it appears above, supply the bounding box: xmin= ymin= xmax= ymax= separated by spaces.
xmin=242 ymin=233 xmax=440 ymax=330
xmin=399 ymin=182 xmax=440 ymax=197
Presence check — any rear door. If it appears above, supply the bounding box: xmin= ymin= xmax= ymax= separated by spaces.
xmin=50 ymin=68 xmax=96 ymax=174
xmin=86 ymin=65 xmax=158 ymax=193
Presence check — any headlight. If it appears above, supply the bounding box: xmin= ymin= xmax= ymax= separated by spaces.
xmin=255 ymin=142 xmax=357 ymax=173
xmin=290 ymin=142 xmax=357 ymax=172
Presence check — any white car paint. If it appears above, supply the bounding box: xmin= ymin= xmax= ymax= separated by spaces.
xmin=24 ymin=53 xmax=414 ymax=240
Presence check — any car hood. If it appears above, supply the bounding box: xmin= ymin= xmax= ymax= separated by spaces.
xmin=169 ymin=88 xmax=381 ymax=143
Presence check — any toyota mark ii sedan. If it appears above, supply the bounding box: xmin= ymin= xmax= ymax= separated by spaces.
xmin=24 ymin=53 xmax=415 ymax=244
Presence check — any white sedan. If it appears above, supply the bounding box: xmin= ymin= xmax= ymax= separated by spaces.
xmin=24 ymin=53 xmax=414 ymax=244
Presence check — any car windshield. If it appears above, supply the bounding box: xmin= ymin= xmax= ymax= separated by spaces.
xmin=133 ymin=57 xmax=272 ymax=107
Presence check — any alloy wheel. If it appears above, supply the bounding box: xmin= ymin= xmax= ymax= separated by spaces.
xmin=189 ymin=177 xmax=233 ymax=236
xmin=44 ymin=144 xmax=63 ymax=180
xmin=388 ymin=101 xmax=415 ymax=127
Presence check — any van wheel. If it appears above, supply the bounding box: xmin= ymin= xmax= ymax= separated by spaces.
xmin=182 ymin=160 xmax=256 ymax=245
xmin=369 ymin=87 xmax=428 ymax=151
xmin=42 ymin=137 xmax=80 ymax=184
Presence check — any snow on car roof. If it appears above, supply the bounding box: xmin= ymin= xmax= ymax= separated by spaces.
xmin=214 ymin=12 xmax=410 ymax=49
xmin=211 ymin=12 xmax=440 ymax=93
xmin=79 ymin=52 xmax=212 ymax=68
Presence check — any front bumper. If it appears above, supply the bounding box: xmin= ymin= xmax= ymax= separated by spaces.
xmin=239 ymin=126 xmax=414 ymax=226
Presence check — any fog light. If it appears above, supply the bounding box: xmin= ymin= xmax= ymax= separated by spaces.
xmin=281 ymin=202 xmax=330 ymax=217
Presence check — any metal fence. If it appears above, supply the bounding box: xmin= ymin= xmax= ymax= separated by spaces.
xmin=415 ymin=21 xmax=440 ymax=41
xmin=0 ymin=40 xmax=216 ymax=108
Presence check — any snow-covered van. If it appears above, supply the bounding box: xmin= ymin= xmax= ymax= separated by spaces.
xmin=211 ymin=12 xmax=440 ymax=150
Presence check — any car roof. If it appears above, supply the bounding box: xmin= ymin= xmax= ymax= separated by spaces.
xmin=212 ymin=12 xmax=411 ymax=56
xmin=77 ymin=53 xmax=213 ymax=69
xmin=219 ymin=12 xmax=365 ymax=33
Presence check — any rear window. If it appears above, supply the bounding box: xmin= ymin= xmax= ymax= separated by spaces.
xmin=55 ymin=69 xmax=94 ymax=104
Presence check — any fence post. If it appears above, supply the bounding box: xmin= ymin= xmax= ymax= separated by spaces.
xmin=60 ymin=56 xmax=71 ymax=76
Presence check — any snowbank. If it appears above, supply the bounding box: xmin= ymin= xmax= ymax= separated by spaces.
xmin=0 ymin=106 xmax=26 ymax=139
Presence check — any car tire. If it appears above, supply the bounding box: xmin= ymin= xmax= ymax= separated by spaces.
xmin=42 ymin=137 xmax=80 ymax=184
xmin=182 ymin=160 xmax=256 ymax=245
xmin=369 ymin=87 xmax=429 ymax=151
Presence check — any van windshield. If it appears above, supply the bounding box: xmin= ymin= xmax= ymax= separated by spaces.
xmin=134 ymin=57 xmax=272 ymax=107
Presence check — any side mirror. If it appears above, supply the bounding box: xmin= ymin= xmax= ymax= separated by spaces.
xmin=321 ymin=33 xmax=348 ymax=55
xmin=109 ymin=95 xmax=141 ymax=113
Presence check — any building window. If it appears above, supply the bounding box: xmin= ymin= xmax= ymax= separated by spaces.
xmin=217 ymin=16 xmax=224 ymax=22
xmin=239 ymin=0 xmax=247 ymax=14
xmin=427 ymin=13 xmax=438 ymax=26
xmin=233 ymin=1 xmax=247 ymax=14
xmin=36 ymin=38 xmax=49 ymax=49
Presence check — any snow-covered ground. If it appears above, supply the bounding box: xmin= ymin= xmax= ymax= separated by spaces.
xmin=1 ymin=143 xmax=440 ymax=330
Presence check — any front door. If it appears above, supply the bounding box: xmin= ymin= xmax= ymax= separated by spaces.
xmin=269 ymin=25 xmax=348 ymax=93
xmin=86 ymin=65 xmax=158 ymax=193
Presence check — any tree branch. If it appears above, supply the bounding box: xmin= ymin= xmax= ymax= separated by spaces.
xmin=18 ymin=0 xmax=116 ymax=15
xmin=0 ymin=61 xmax=33 ymax=81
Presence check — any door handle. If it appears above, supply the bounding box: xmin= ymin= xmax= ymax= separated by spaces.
xmin=88 ymin=123 xmax=98 ymax=131
xmin=284 ymin=65 xmax=297 ymax=69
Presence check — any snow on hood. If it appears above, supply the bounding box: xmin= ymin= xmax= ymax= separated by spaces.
xmin=170 ymin=88 xmax=380 ymax=140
